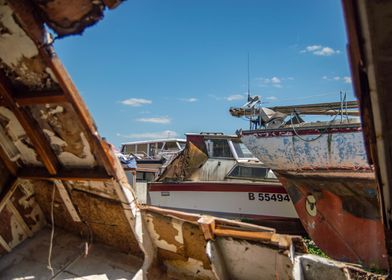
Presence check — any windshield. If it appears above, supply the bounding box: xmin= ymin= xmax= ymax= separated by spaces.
xmin=232 ymin=140 xmax=254 ymax=158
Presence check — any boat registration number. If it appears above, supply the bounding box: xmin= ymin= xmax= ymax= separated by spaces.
xmin=248 ymin=193 xmax=290 ymax=202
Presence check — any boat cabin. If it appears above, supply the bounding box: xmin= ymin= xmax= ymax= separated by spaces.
xmin=120 ymin=138 xmax=186 ymax=159
xmin=158 ymin=132 xmax=277 ymax=182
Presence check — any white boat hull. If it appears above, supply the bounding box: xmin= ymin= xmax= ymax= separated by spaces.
xmin=241 ymin=126 xmax=369 ymax=170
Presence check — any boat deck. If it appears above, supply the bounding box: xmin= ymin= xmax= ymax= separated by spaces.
xmin=0 ymin=227 xmax=143 ymax=279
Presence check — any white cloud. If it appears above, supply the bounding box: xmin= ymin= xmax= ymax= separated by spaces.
xmin=181 ymin=97 xmax=198 ymax=102
xmin=303 ymin=45 xmax=322 ymax=52
xmin=301 ymin=45 xmax=340 ymax=56
xmin=343 ymin=76 xmax=352 ymax=84
xmin=322 ymin=75 xmax=352 ymax=84
xmin=117 ymin=130 xmax=178 ymax=139
xmin=257 ymin=76 xmax=283 ymax=88
xmin=266 ymin=96 xmax=277 ymax=101
xmin=137 ymin=116 xmax=171 ymax=124
xmin=121 ymin=98 xmax=152 ymax=107
xmin=226 ymin=94 xmax=245 ymax=101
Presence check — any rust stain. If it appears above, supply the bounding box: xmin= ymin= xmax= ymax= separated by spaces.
xmin=183 ymin=222 xmax=211 ymax=270
xmin=158 ymin=141 xmax=208 ymax=181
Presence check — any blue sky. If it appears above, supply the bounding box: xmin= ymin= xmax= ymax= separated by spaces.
xmin=54 ymin=0 xmax=353 ymax=147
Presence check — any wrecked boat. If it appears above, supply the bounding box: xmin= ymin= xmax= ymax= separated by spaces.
xmin=149 ymin=133 xmax=304 ymax=234
xmin=120 ymin=138 xmax=186 ymax=183
xmin=230 ymin=97 xmax=388 ymax=270
xmin=0 ymin=0 xmax=387 ymax=279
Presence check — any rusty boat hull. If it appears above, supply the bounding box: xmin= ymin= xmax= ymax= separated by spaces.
xmin=240 ymin=124 xmax=388 ymax=270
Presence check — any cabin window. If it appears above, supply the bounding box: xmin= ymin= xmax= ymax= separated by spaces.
xmin=179 ymin=142 xmax=186 ymax=149
xmin=137 ymin=144 xmax=148 ymax=155
xmin=205 ymin=139 xmax=233 ymax=158
xmin=136 ymin=171 xmax=156 ymax=182
xmin=165 ymin=141 xmax=179 ymax=150
xmin=228 ymin=165 xmax=275 ymax=179
xmin=232 ymin=140 xmax=254 ymax=158
xmin=122 ymin=144 xmax=136 ymax=154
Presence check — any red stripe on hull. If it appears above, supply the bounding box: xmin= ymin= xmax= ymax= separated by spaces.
xmin=149 ymin=182 xmax=286 ymax=193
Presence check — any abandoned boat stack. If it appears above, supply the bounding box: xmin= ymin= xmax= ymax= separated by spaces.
xmin=0 ymin=0 xmax=391 ymax=279
xmin=230 ymin=98 xmax=388 ymax=269
xmin=149 ymin=132 xmax=304 ymax=234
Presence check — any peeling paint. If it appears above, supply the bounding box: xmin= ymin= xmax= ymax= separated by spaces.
xmin=6 ymin=204 xmax=28 ymax=248
xmin=145 ymin=214 xmax=178 ymax=252
xmin=172 ymin=219 xmax=184 ymax=244
xmin=0 ymin=106 xmax=41 ymax=165
xmin=0 ymin=2 xmax=38 ymax=68
xmin=242 ymin=129 xmax=369 ymax=170
xmin=16 ymin=180 xmax=46 ymax=233
xmin=0 ymin=1 xmax=57 ymax=89
xmin=44 ymin=129 xmax=95 ymax=167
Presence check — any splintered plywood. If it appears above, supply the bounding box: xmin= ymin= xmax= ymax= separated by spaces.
xmin=28 ymin=103 xmax=98 ymax=168
xmin=0 ymin=1 xmax=59 ymax=91
xmin=215 ymin=237 xmax=293 ymax=280
xmin=33 ymin=179 xmax=142 ymax=257
xmin=33 ymin=0 xmax=106 ymax=37
xmin=0 ymin=106 xmax=42 ymax=166
xmin=70 ymin=189 xmax=142 ymax=256
xmin=145 ymin=211 xmax=214 ymax=280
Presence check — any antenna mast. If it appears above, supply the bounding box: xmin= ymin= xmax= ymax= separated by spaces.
xmin=247 ymin=53 xmax=251 ymax=102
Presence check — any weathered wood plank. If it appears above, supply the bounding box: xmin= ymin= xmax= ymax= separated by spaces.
xmin=0 ymin=178 xmax=18 ymax=213
xmin=0 ymin=73 xmax=59 ymax=175
xmin=54 ymin=180 xmax=82 ymax=222
xmin=18 ymin=167 xmax=112 ymax=181
xmin=15 ymin=90 xmax=67 ymax=106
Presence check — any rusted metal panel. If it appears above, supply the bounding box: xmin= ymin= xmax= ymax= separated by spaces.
xmin=280 ymin=170 xmax=387 ymax=270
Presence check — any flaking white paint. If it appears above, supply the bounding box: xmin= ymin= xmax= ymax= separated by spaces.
xmin=0 ymin=107 xmax=41 ymax=165
xmin=44 ymin=129 xmax=95 ymax=167
xmin=172 ymin=219 xmax=184 ymax=244
xmin=0 ymin=2 xmax=38 ymax=68
xmin=145 ymin=214 xmax=177 ymax=252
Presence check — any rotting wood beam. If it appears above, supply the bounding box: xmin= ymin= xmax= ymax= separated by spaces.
xmin=0 ymin=234 xmax=11 ymax=252
xmin=0 ymin=178 xmax=18 ymax=213
xmin=54 ymin=180 xmax=82 ymax=222
xmin=214 ymin=228 xmax=275 ymax=242
xmin=0 ymin=146 xmax=18 ymax=176
xmin=8 ymin=1 xmax=117 ymax=178
xmin=14 ymin=90 xmax=67 ymax=106
xmin=18 ymin=167 xmax=112 ymax=181
xmin=0 ymin=73 xmax=59 ymax=175
xmin=42 ymin=57 xmax=118 ymax=177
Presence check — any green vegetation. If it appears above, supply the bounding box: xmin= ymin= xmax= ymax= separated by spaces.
xmin=304 ymin=238 xmax=329 ymax=259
